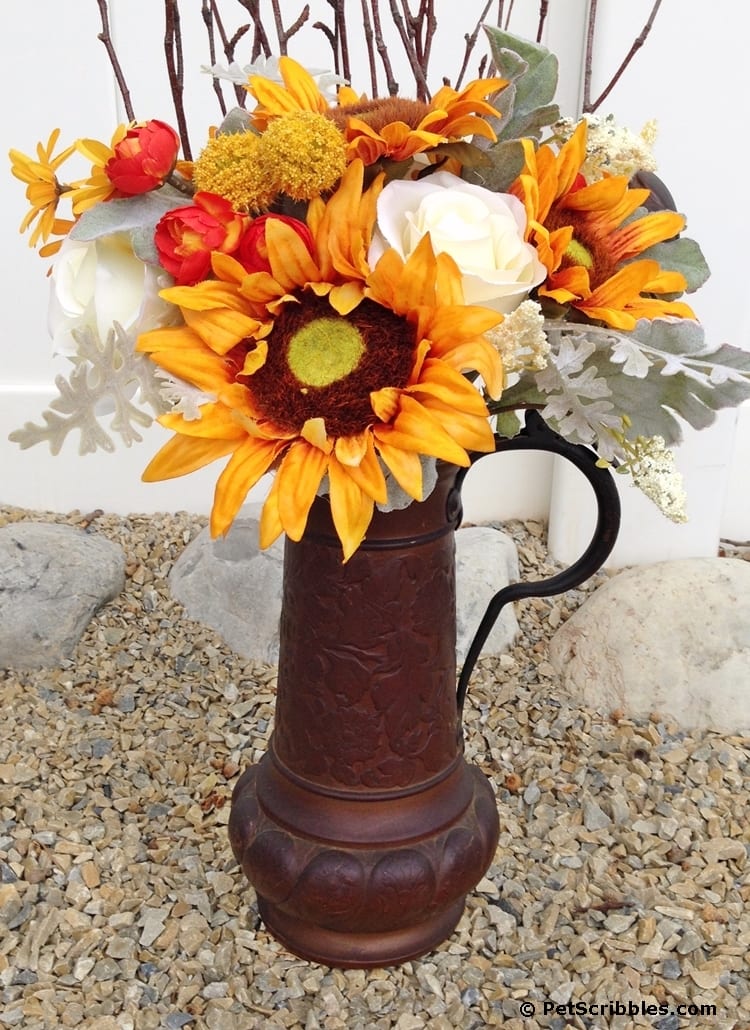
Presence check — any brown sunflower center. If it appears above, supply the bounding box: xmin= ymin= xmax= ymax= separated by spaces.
xmin=547 ymin=202 xmax=618 ymax=289
xmin=325 ymin=96 xmax=433 ymax=134
xmin=247 ymin=294 xmax=416 ymax=437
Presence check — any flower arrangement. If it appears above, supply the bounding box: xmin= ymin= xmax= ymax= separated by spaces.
xmin=9 ymin=3 xmax=750 ymax=560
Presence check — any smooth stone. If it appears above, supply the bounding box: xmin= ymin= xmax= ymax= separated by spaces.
xmin=549 ymin=558 xmax=750 ymax=732
xmin=169 ymin=509 xmax=285 ymax=666
xmin=170 ymin=508 xmax=519 ymax=666
xmin=455 ymin=525 xmax=519 ymax=665
xmin=0 ymin=522 xmax=125 ymax=669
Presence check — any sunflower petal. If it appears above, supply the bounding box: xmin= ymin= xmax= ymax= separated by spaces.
xmin=275 ymin=440 xmax=329 ymax=541
xmin=210 ymin=436 xmax=285 ymax=537
xmin=142 ymin=434 xmax=238 ymax=482
xmin=328 ymin=456 xmax=375 ymax=562
xmin=339 ymin=432 xmax=388 ymax=504
xmin=373 ymin=436 xmax=423 ymax=500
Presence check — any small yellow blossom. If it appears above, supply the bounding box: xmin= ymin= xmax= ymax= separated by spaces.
xmin=192 ymin=131 xmax=275 ymax=212
xmin=256 ymin=111 xmax=347 ymax=201
xmin=9 ymin=129 xmax=77 ymax=253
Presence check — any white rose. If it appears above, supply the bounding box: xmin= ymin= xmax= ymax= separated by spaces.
xmin=369 ymin=171 xmax=546 ymax=313
xmin=48 ymin=231 xmax=176 ymax=356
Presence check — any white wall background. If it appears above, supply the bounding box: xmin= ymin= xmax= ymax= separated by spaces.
xmin=1 ymin=1 xmax=747 ymax=562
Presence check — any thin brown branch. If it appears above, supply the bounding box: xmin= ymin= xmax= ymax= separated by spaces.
xmin=201 ymin=0 xmax=228 ymax=116
xmin=360 ymin=0 xmax=380 ymax=95
xmin=585 ymin=0 xmax=664 ymax=113
xmin=164 ymin=0 xmax=192 ymax=159
xmin=535 ymin=0 xmax=549 ymax=43
xmin=234 ymin=0 xmax=273 ymax=61
xmin=370 ymin=1 xmax=399 ymax=96
xmin=455 ymin=0 xmax=494 ymax=89
xmin=95 ymin=0 xmax=136 ymax=121
xmin=206 ymin=0 xmax=250 ymax=108
xmin=334 ymin=0 xmax=352 ymax=83
xmin=270 ymin=0 xmax=310 ymax=55
xmin=389 ymin=0 xmax=430 ymax=99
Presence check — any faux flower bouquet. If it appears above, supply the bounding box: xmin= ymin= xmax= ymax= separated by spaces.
xmin=10 ymin=20 xmax=750 ymax=559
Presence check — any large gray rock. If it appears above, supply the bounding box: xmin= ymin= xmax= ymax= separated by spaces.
xmin=170 ymin=514 xmax=285 ymax=665
xmin=0 ymin=522 xmax=125 ymax=669
xmin=170 ymin=513 xmax=518 ymax=666
xmin=549 ymin=558 xmax=750 ymax=732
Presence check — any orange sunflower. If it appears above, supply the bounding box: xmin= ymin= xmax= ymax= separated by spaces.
xmin=9 ymin=129 xmax=77 ymax=255
xmin=138 ymin=161 xmax=504 ymax=560
xmin=246 ymin=57 xmax=506 ymax=167
xmin=511 ymin=121 xmax=696 ymax=330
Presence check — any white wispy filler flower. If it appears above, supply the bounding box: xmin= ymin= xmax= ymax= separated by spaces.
xmin=484 ymin=300 xmax=550 ymax=376
xmin=620 ymin=435 xmax=688 ymax=523
xmin=554 ymin=113 xmax=658 ymax=181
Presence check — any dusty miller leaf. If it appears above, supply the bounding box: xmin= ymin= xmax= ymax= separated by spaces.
xmin=464 ymin=29 xmax=559 ymax=192
xmin=483 ymin=27 xmax=560 ymax=143
xmin=9 ymin=324 xmax=169 ymax=455
xmin=543 ymin=320 xmax=750 ymax=447
xmin=69 ymin=189 xmax=188 ymax=263
xmin=535 ymin=334 xmax=622 ymax=457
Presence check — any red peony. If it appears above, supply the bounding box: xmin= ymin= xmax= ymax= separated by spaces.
xmin=236 ymin=214 xmax=316 ymax=275
xmin=105 ymin=119 xmax=181 ymax=196
xmin=155 ymin=192 xmax=249 ymax=285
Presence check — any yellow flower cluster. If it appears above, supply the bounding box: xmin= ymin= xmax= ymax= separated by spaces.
xmin=192 ymin=111 xmax=347 ymax=212
xmin=192 ymin=131 xmax=273 ymax=212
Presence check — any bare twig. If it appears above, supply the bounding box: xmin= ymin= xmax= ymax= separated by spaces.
xmin=584 ymin=0 xmax=664 ymax=112
xmin=455 ymin=0 xmax=494 ymax=89
xmin=235 ymin=0 xmax=273 ymax=61
xmin=334 ymin=0 xmax=352 ymax=83
xmin=360 ymin=0 xmax=380 ymax=95
xmin=95 ymin=0 xmax=136 ymax=121
xmin=205 ymin=0 xmax=250 ymax=108
xmin=201 ymin=0 xmax=228 ymax=116
xmin=535 ymin=0 xmax=548 ymax=42
xmin=164 ymin=0 xmax=192 ymax=158
xmin=389 ymin=0 xmax=430 ymax=99
xmin=370 ymin=1 xmax=399 ymax=95
xmin=269 ymin=0 xmax=310 ymax=55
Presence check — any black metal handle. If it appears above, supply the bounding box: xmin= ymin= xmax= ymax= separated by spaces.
xmin=453 ymin=410 xmax=621 ymax=720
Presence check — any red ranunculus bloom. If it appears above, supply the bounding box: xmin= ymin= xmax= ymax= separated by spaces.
xmin=105 ymin=119 xmax=180 ymax=196
xmin=236 ymin=213 xmax=316 ymax=274
xmin=155 ymin=192 xmax=249 ymax=285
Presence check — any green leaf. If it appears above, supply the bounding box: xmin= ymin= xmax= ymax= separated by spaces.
xmin=483 ymin=27 xmax=560 ymax=142
xmin=69 ymin=190 xmax=189 ymax=263
xmin=464 ymin=29 xmax=559 ymax=192
xmin=463 ymin=139 xmax=526 ymax=192
xmin=217 ymin=107 xmax=256 ymax=135
xmin=494 ymin=410 xmax=522 ymax=438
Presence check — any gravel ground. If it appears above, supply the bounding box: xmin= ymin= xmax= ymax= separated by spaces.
xmin=1 ymin=506 xmax=748 ymax=1030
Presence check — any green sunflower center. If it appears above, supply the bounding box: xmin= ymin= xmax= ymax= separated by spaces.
xmin=564 ymin=238 xmax=593 ymax=270
xmin=287 ymin=318 xmax=365 ymax=387
xmin=246 ymin=294 xmax=416 ymax=437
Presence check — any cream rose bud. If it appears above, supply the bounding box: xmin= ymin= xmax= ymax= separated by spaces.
xmin=48 ymin=231 xmax=175 ymax=357
xmin=369 ymin=171 xmax=547 ymax=313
